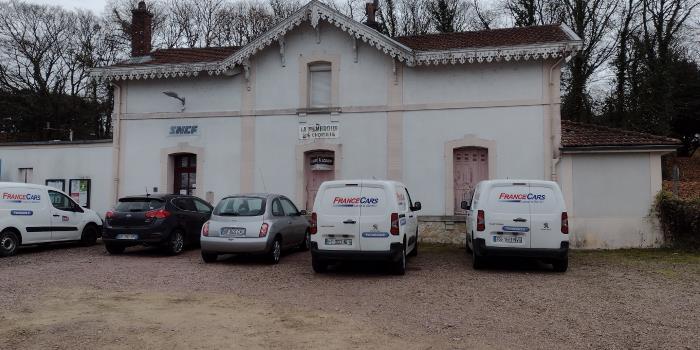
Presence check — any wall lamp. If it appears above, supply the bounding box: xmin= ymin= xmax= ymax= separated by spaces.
xmin=163 ymin=91 xmax=186 ymax=111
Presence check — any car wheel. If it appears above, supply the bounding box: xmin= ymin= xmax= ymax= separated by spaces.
xmin=408 ymin=230 xmax=418 ymax=257
xmin=472 ymin=251 xmax=484 ymax=270
xmin=166 ymin=230 xmax=185 ymax=255
xmin=299 ymin=231 xmax=311 ymax=251
xmin=552 ymin=257 xmax=568 ymax=272
xmin=80 ymin=225 xmax=98 ymax=246
xmin=105 ymin=243 xmax=126 ymax=255
xmin=201 ymin=252 xmax=218 ymax=263
xmin=311 ymin=255 xmax=327 ymax=273
xmin=392 ymin=242 xmax=407 ymax=275
xmin=0 ymin=230 xmax=19 ymax=257
xmin=267 ymin=238 xmax=281 ymax=264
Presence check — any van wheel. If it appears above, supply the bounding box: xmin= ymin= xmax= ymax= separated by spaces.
xmin=408 ymin=231 xmax=418 ymax=257
xmin=0 ymin=230 xmax=19 ymax=257
xmin=165 ymin=230 xmax=185 ymax=255
xmin=465 ymin=233 xmax=473 ymax=255
xmin=472 ymin=253 xmax=485 ymax=270
xmin=201 ymin=252 xmax=218 ymax=263
xmin=105 ymin=243 xmax=125 ymax=255
xmin=392 ymin=244 xmax=407 ymax=275
xmin=552 ymin=258 xmax=568 ymax=272
xmin=267 ymin=238 xmax=281 ymax=264
xmin=80 ymin=225 xmax=98 ymax=246
xmin=312 ymin=255 xmax=327 ymax=273
xmin=298 ymin=231 xmax=311 ymax=251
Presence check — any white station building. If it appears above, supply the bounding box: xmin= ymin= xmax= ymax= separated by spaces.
xmin=0 ymin=1 xmax=680 ymax=248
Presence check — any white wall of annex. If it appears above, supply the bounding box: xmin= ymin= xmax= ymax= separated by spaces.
xmin=403 ymin=106 xmax=545 ymax=215
xmin=0 ymin=143 xmax=114 ymax=216
xmin=119 ymin=117 xmax=242 ymax=204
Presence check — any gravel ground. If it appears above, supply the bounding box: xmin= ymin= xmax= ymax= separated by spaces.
xmin=1 ymin=242 xmax=699 ymax=349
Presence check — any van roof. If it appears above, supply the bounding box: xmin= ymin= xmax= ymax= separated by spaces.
xmin=480 ymin=179 xmax=559 ymax=187
xmin=0 ymin=182 xmax=54 ymax=190
xmin=320 ymin=180 xmax=405 ymax=187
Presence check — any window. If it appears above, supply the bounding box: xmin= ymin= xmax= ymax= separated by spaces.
xmin=18 ymin=168 xmax=33 ymax=183
xmin=280 ymin=198 xmax=299 ymax=216
xmin=116 ymin=198 xmax=164 ymax=212
xmin=173 ymin=154 xmax=196 ymax=195
xmin=49 ymin=190 xmax=74 ymax=211
xmin=193 ymin=199 xmax=212 ymax=214
xmin=309 ymin=63 xmax=332 ymax=108
xmin=69 ymin=179 xmax=91 ymax=208
xmin=46 ymin=179 xmax=65 ymax=191
xmin=173 ymin=198 xmax=197 ymax=212
xmin=213 ymin=197 xmax=265 ymax=217
xmin=271 ymin=198 xmax=284 ymax=217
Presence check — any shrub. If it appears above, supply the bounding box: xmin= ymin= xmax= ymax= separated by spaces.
xmin=655 ymin=191 xmax=700 ymax=249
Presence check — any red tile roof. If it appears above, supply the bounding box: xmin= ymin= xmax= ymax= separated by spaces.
xmin=561 ymin=120 xmax=681 ymax=149
xmin=114 ymin=46 xmax=239 ymax=67
xmin=394 ymin=24 xmax=573 ymax=51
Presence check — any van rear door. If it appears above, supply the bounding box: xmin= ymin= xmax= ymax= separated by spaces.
xmin=483 ymin=183 xmax=531 ymax=248
xmin=316 ymin=182 xmax=361 ymax=251
xmin=528 ymin=183 xmax=563 ymax=249
xmin=358 ymin=183 xmax=390 ymax=252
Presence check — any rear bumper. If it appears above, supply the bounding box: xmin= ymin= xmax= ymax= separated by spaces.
xmin=474 ymin=238 xmax=569 ymax=260
xmin=200 ymin=236 xmax=270 ymax=254
xmin=311 ymin=242 xmax=404 ymax=262
xmin=102 ymin=226 xmax=169 ymax=245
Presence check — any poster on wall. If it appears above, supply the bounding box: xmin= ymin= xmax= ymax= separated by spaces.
xmin=46 ymin=179 xmax=66 ymax=191
xmin=69 ymin=179 xmax=91 ymax=208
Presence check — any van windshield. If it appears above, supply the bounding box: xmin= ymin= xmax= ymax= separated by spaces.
xmin=214 ymin=197 xmax=265 ymax=217
xmin=116 ymin=198 xmax=164 ymax=212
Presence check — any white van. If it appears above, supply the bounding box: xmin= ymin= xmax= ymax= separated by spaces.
xmin=463 ymin=180 xmax=569 ymax=272
xmin=0 ymin=182 xmax=103 ymax=257
xmin=309 ymin=180 xmax=421 ymax=275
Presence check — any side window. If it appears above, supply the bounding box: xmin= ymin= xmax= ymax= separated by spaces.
xmin=271 ymin=199 xmax=284 ymax=217
xmin=404 ymin=189 xmax=414 ymax=211
xmin=280 ymin=198 xmax=299 ymax=216
xmin=471 ymin=187 xmax=480 ymax=208
xmin=49 ymin=190 xmax=74 ymax=211
xmin=396 ymin=188 xmax=408 ymax=212
xmin=174 ymin=198 xmax=196 ymax=212
xmin=193 ymin=199 xmax=212 ymax=214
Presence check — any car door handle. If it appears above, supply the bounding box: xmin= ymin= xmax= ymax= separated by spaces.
xmin=409 ymin=215 xmax=414 ymax=218
xmin=513 ymin=218 xmax=527 ymax=222
xmin=343 ymin=220 xmax=357 ymax=224
xmin=53 ymin=214 xmax=60 ymax=217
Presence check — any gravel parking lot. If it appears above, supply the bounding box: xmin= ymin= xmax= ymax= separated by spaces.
xmin=1 ymin=242 xmax=698 ymax=350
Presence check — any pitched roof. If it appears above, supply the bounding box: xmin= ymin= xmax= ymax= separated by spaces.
xmin=114 ymin=47 xmax=239 ymax=68
xmin=395 ymin=24 xmax=572 ymax=51
xmin=561 ymin=120 xmax=681 ymax=150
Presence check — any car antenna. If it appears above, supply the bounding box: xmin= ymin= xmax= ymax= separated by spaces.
xmin=145 ymin=186 xmax=150 ymax=197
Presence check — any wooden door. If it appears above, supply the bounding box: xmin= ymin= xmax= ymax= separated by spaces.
xmin=173 ymin=154 xmax=197 ymax=195
xmin=305 ymin=151 xmax=335 ymax=210
xmin=454 ymin=148 xmax=488 ymax=215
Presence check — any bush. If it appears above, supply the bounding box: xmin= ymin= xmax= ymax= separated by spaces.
xmin=655 ymin=191 xmax=700 ymax=249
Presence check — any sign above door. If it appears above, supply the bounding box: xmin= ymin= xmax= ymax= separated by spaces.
xmin=299 ymin=123 xmax=339 ymax=140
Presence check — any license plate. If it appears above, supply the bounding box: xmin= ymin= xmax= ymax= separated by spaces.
xmin=325 ymin=239 xmax=352 ymax=246
xmin=493 ymin=236 xmax=523 ymax=244
xmin=221 ymin=227 xmax=246 ymax=237
xmin=116 ymin=234 xmax=138 ymax=240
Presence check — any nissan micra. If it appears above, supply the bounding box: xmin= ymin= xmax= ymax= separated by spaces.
xmin=200 ymin=194 xmax=310 ymax=264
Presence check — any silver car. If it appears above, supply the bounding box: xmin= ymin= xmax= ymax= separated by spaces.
xmin=200 ymin=194 xmax=310 ymax=264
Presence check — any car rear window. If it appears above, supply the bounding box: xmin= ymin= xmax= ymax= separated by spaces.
xmin=214 ymin=197 xmax=265 ymax=216
xmin=116 ymin=198 xmax=165 ymax=212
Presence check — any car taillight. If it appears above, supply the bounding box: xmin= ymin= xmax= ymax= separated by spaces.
xmin=477 ymin=210 xmax=485 ymax=232
xmin=202 ymin=221 xmax=210 ymax=237
xmin=561 ymin=212 xmax=569 ymax=234
xmin=105 ymin=210 xmax=114 ymax=219
xmin=309 ymin=212 xmax=317 ymax=234
xmin=259 ymin=223 xmax=269 ymax=238
xmin=145 ymin=209 xmax=170 ymax=219
xmin=390 ymin=213 xmax=400 ymax=235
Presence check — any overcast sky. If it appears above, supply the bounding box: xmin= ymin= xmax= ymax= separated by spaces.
xmin=25 ymin=0 xmax=108 ymax=14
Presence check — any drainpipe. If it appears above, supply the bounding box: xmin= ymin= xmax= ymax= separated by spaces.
xmin=111 ymin=82 xmax=122 ymax=205
xmin=549 ymin=49 xmax=575 ymax=182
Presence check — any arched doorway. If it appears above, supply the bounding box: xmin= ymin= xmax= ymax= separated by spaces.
xmin=172 ymin=153 xmax=197 ymax=195
xmin=453 ymin=147 xmax=488 ymax=215
xmin=304 ymin=150 xmax=335 ymax=210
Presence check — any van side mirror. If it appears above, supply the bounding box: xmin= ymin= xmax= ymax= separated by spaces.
xmin=460 ymin=201 xmax=470 ymax=210
xmin=299 ymin=210 xmax=307 ymax=216
xmin=411 ymin=202 xmax=422 ymax=211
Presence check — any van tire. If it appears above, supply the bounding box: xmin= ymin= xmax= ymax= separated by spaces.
xmin=105 ymin=243 xmax=126 ymax=255
xmin=408 ymin=231 xmax=418 ymax=257
xmin=552 ymin=258 xmax=568 ymax=272
xmin=267 ymin=238 xmax=281 ymax=264
xmin=472 ymin=253 xmax=484 ymax=270
xmin=201 ymin=252 xmax=218 ymax=263
xmin=465 ymin=233 xmax=473 ymax=254
xmin=392 ymin=243 xmax=407 ymax=275
xmin=311 ymin=256 xmax=327 ymax=273
xmin=80 ymin=225 xmax=98 ymax=246
xmin=0 ymin=230 xmax=20 ymax=257
xmin=165 ymin=230 xmax=185 ymax=255
xmin=298 ymin=231 xmax=311 ymax=251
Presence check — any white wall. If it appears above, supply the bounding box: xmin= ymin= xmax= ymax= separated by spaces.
xmin=558 ymin=152 xmax=665 ymax=249
xmin=0 ymin=142 xmax=114 ymax=216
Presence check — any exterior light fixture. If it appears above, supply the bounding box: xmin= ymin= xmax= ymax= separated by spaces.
xmin=163 ymin=91 xmax=186 ymax=111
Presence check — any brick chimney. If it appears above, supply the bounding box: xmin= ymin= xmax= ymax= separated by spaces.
xmin=365 ymin=0 xmax=380 ymax=30
xmin=131 ymin=1 xmax=153 ymax=57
